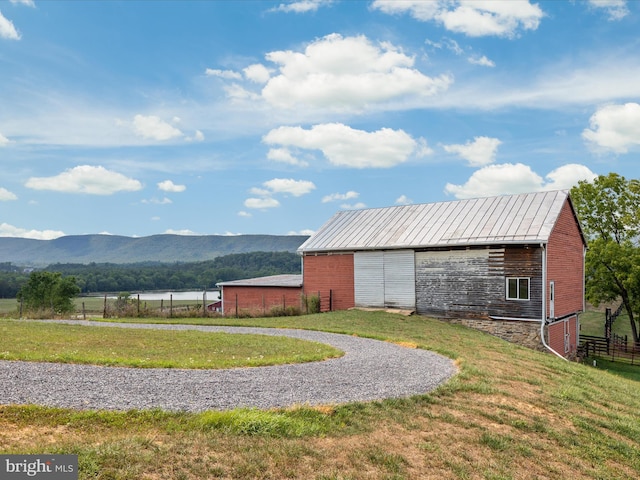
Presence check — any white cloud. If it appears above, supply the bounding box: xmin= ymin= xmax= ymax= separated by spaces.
xmin=261 ymin=33 xmax=452 ymax=110
xmin=272 ymin=0 xmax=334 ymax=13
xmin=582 ymin=103 xmax=640 ymax=153
xmin=0 ymin=133 xmax=9 ymax=146
xmin=443 ymin=136 xmax=502 ymax=167
xmin=0 ymin=187 xmax=17 ymax=201
xmin=205 ymin=68 xmax=242 ymax=80
xmin=395 ymin=195 xmax=413 ymax=205
xmin=322 ymin=191 xmax=359 ymax=203
xmin=444 ymin=163 xmax=596 ymax=199
xmin=142 ymin=197 xmax=172 ymax=205
xmin=244 ymin=178 xmax=315 ymax=210
xmin=132 ymin=114 xmax=183 ymax=141
xmin=164 ymin=229 xmax=199 ymax=235
xmin=587 ymin=0 xmax=629 ymax=20
xmin=340 ymin=202 xmax=367 ymax=210
xmin=186 ymin=130 xmax=205 ymax=142
xmin=544 ymin=164 xmax=597 ymax=190
xmin=288 ymin=229 xmax=316 ymax=236
xmin=263 ymin=123 xmax=418 ymax=168
xmin=468 ymin=55 xmax=495 ymax=67
xmin=10 ymin=0 xmax=35 ymax=6
xmin=416 ymin=138 xmax=434 ymax=157
xmin=0 ymin=10 xmax=20 ymax=40
xmin=25 ymin=165 xmax=143 ymax=195
xmin=224 ymin=83 xmax=261 ymax=101
xmin=267 ymin=147 xmax=309 ymax=167
xmin=243 ymin=64 xmax=271 ymax=83
xmin=372 ymin=0 xmax=544 ymax=38
xmin=244 ymin=197 xmax=281 ymax=209
xmin=263 ymin=178 xmax=316 ymax=197
xmin=238 ymin=211 xmax=252 ymax=217
xmin=157 ymin=180 xmax=186 ymax=193
xmin=0 ymin=223 xmax=65 ymax=240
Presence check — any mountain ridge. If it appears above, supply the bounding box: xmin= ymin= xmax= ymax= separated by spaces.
xmin=0 ymin=234 xmax=309 ymax=266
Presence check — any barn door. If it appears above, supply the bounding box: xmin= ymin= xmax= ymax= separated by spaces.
xmin=354 ymin=251 xmax=384 ymax=307
xmin=383 ymin=250 xmax=415 ymax=308
xmin=354 ymin=250 xmax=415 ymax=309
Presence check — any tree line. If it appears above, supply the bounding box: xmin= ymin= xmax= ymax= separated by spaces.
xmin=0 ymin=251 xmax=301 ymax=298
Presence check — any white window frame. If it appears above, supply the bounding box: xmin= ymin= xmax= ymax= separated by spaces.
xmin=506 ymin=277 xmax=530 ymax=301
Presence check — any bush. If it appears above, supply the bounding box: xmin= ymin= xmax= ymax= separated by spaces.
xmin=303 ymin=294 xmax=321 ymax=314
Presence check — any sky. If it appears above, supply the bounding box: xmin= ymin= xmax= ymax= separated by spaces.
xmin=0 ymin=0 xmax=639 ymax=240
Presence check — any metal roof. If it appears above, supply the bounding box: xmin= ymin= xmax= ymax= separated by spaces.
xmin=298 ymin=190 xmax=577 ymax=253
xmin=217 ymin=274 xmax=303 ymax=288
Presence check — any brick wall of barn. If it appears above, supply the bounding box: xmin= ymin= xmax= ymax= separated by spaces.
xmin=221 ymin=286 xmax=303 ymax=316
xmin=546 ymin=200 xmax=585 ymax=318
xmin=302 ymin=253 xmax=355 ymax=312
xmin=547 ymin=315 xmax=578 ymax=358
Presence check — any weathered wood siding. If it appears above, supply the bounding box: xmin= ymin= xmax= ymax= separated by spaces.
xmin=416 ymin=248 xmax=502 ymax=318
xmin=501 ymin=246 xmax=543 ymax=319
xmin=415 ymin=246 xmax=543 ymax=319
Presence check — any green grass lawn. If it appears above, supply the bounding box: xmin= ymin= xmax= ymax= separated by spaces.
xmin=0 ymin=319 xmax=342 ymax=368
xmin=1 ymin=310 xmax=639 ymax=479
xmin=580 ymin=307 xmax=633 ymax=338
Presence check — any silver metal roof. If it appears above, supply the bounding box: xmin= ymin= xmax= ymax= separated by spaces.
xmin=298 ymin=190 xmax=576 ymax=253
xmin=217 ymin=274 xmax=303 ymax=288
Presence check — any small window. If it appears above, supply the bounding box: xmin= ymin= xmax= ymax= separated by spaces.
xmin=506 ymin=278 xmax=530 ymax=300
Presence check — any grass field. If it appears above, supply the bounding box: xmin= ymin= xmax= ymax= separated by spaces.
xmin=1 ymin=310 xmax=639 ymax=479
xmin=0 ymin=319 xmax=342 ymax=368
xmin=580 ymin=307 xmax=633 ymax=338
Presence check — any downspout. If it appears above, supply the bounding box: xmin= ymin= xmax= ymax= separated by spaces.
xmin=218 ymin=284 xmax=225 ymax=316
xmin=540 ymin=243 xmax=568 ymax=361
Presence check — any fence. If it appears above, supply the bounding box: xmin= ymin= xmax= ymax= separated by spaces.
xmin=579 ymin=334 xmax=640 ymax=366
xmin=76 ymin=293 xmax=218 ymax=319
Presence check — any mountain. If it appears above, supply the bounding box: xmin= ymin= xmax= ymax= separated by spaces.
xmin=0 ymin=234 xmax=309 ymax=266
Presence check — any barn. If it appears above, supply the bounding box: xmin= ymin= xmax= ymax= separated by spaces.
xmin=217 ymin=274 xmax=303 ymax=317
xmin=298 ymin=190 xmax=586 ymax=358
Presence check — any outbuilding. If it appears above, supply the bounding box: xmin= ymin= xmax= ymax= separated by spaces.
xmin=298 ymin=190 xmax=586 ymax=358
xmin=217 ymin=274 xmax=303 ymax=317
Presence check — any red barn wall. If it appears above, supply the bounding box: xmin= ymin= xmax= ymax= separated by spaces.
xmin=222 ymin=286 xmax=303 ymax=316
xmin=548 ymin=315 xmax=578 ymax=357
xmin=303 ymin=253 xmax=355 ymax=312
xmin=546 ymin=200 xmax=585 ymax=318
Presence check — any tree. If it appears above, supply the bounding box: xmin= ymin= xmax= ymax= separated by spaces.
xmin=17 ymin=271 xmax=80 ymax=315
xmin=571 ymin=173 xmax=640 ymax=344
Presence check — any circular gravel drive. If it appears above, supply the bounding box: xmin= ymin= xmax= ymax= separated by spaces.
xmin=0 ymin=321 xmax=457 ymax=412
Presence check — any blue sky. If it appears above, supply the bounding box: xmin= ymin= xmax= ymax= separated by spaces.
xmin=1 ymin=0 xmax=639 ymax=240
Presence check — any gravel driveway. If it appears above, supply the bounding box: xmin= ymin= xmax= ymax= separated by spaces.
xmin=0 ymin=321 xmax=457 ymax=412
